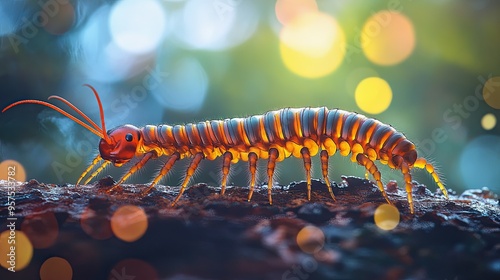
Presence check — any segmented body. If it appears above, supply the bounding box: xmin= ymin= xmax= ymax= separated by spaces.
xmin=141 ymin=107 xmax=405 ymax=163
xmin=2 ymin=87 xmax=448 ymax=214
xmin=132 ymin=107 xmax=447 ymax=213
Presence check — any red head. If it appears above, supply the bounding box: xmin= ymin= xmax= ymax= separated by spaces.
xmin=2 ymin=84 xmax=141 ymax=167
xmin=99 ymin=124 xmax=141 ymax=166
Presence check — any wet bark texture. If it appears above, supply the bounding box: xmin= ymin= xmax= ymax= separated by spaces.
xmin=1 ymin=177 xmax=499 ymax=280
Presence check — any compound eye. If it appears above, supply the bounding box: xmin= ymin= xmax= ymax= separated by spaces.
xmin=125 ymin=133 xmax=133 ymax=142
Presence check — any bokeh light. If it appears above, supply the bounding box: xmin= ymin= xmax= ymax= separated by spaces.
xmin=152 ymin=56 xmax=208 ymax=112
xmin=78 ymin=5 xmax=154 ymax=83
xmin=109 ymin=0 xmax=166 ymax=54
xmin=296 ymin=225 xmax=325 ymax=254
xmin=280 ymin=11 xmax=346 ymax=78
xmin=362 ymin=11 xmax=415 ymax=66
xmin=80 ymin=207 xmax=113 ymax=240
xmin=275 ymin=0 xmax=318 ymax=25
xmin=0 ymin=159 xmax=27 ymax=182
xmin=40 ymin=257 xmax=73 ymax=280
xmin=481 ymin=113 xmax=497 ymax=130
xmin=79 ymin=6 xmax=133 ymax=83
xmin=459 ymin=135 xmax=500 ymax=192
xmin=110 ymin=205 xmax=148 ymax=242
xmin=109 ymin=259 xmax=158 ymax=280
xmin=483 ymin=76 xmax=500 ymax=109
xmin=174 ymin=0 xmax=258 ymax=50
xmin=0 ymin=230 xmax=33 ymax=271
xmin=374 ymin=204 xmax=400 ymax=231
xmin=354 ymin=77 xmax=392 ymax=114
xmin=21 ymin=212 xmax=59 ymax=249
xmin=42 ymin=1 xmax=75 ymax=35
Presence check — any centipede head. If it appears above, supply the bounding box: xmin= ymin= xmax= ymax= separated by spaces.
xmin=2 ymin=84 xmax=135 ymax=166
xmin=99 ymin=124 xmax=141 ymax=166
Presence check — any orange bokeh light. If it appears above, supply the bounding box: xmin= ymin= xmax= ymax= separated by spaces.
xmin=361 ymin=11 xmax=415 ymax=66
xmin=0 ymin=159 xmax=27 ymax=182
xmin=40 ymin=257 xmax=73 ymax=280
xmin=280 ymin=11 xmax=346 ymax=78
xmin=0 ymin=230 xmax=33 ymax=271
xmin=275 ymin=0 xmax=318 ymax=25
xmin=296 ymin=225 xmax=325 ymax=254
xmin=110 ymin=205 xmax=148 ymax=242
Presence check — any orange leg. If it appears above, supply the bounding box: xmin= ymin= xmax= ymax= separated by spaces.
xmin=413 ymin=158 xmax=448 ymax=198
xmin=267 ymin=148 xmax=279 ymax=205
xmin=247 ymin=152 xmax=258 ymax=201
xmin=107 ymin=152 xmax=155 ymax=193
xmin=76 ymin=154 xmax=102 ymax=185
xmin=301 ymin=147 xmax=312 ymax=200
xmin=171 ymin=152 xmax=204 ymax=206
xmin=83 ymin=160 xmax=110 ymax=185
xmin=142 ymin=152 xmax=180 ymax=196
xmin=220 ymin=151 xmax=232 ymax=195
xmin=399 ymin=160 xmax=415 ymax=214
xmin=356 ymin=153 xmax=391 ymax=205
xmin=320 ymin=150 xmax=336 ymax=201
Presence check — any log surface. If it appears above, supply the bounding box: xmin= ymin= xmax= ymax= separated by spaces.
xmin=0 ymin=177 xmax=499 ymax=280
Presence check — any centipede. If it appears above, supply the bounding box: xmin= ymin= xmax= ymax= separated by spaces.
xmin=2 ymin=85 xmax=448 ymax=214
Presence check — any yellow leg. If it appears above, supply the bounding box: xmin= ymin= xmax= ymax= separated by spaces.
xmin=399 ymin=160 xmax=415 ymax=214
xmin=320 ymin=150 xmax=336 ymax=201
xmin=142 ymin=153 xmax=179 ymax=196
xmin=356 ymin=153 xmax=391 ymax=205
xmin=247 ymin=152 xmax=258 ymax=201
xmin=107 ymin=152 xmax=154 ymax=193
xmin=76 ymin=155 xmax=102 ymax=185
xmin=220 ymin=151 xmax=232 ymax=195
xmin=301 ymin=147 xmax=312 ymax=200
xmin=267 ymin=148 xmax=279 ymax=205
xmin=413 ymin=158 xmax=448 ymax=198
xmin=83 ymin=160 xmax=110 ymax=185
xmin=171 ymin=153 xmax=204 ymax=206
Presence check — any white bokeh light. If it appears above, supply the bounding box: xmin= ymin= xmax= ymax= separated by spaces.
xmin=77 ymin=5 xmax=155 ymax=83
xmin=152 ymin=56 xmax=208 ymax=112
xmin=173 ymin=0 xmax=258 ymax=50
xmin=109 ymin=0 xmax=167 ymax=54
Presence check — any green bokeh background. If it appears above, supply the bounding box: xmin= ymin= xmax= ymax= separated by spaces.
xmin=1 ymin=0 xmax=499 ymax=195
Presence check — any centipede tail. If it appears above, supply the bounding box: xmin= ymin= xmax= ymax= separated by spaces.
xmin=413 ymin=158 xmax=448 ymax=198
xmin=3 ymin=85 xmax=448 ymax=214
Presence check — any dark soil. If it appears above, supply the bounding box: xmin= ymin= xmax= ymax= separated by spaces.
xmin=0 ymin=177 xmax=499 ymax=280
